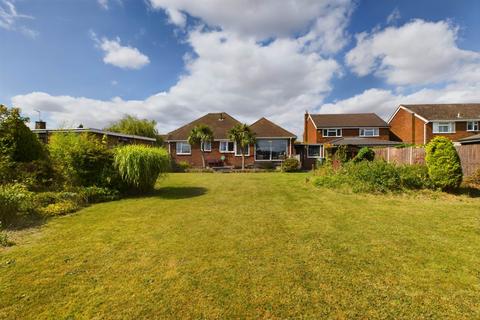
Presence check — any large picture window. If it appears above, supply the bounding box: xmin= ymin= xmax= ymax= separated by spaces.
xmin=176 ymin=142 xmax=191 ymax=155
xmin=307 ymin=145 xmax=323 ymax=158
xmin=219 ymin=141 xmax=235 ymax=153
xmin=322 ymin=128 xmax=342 ymax=137
xmin=433 ymin=122 xmax=455 ymax=134
xmin=234 ymin=143 xmax=250 ymax=156
xmin=255 ymin=139 xmax=288 ymax=161
xmin=359 ymin=128 xmax=379 ymax=137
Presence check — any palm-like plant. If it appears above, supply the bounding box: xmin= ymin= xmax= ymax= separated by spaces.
xmin=188 ymin=124 xmax=213 ymax=168
xmin=228 ymin=124 xmax=256 ymax=170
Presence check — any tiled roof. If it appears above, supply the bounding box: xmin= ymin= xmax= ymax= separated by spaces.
xmin=310 ymin=113 xmax=388 ymax=128
xmin=401 ymin=104 xmax=480 ymax=121
xmin=166 ymin=112 xmax=241 ymax=141
xmin=32 ymin=128 xmax=157 ymax=141
xmin=250 ymin=117 xmax=296 ymax=138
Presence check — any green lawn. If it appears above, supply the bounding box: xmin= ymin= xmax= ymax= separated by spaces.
xmin=1 ymin=173 xmax=480 ymax=319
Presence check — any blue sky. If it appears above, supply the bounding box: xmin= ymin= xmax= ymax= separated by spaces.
xmin=1 ymin=0 xmax=479 ymax=136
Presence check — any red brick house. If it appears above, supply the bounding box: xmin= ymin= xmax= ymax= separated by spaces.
xmin=300 ymin=112 xmax=400 ymax=168
xmin=388 ymin=104 xmax=480 ymax=145
xmin=166 ymin=112 xmax=296 ymax=168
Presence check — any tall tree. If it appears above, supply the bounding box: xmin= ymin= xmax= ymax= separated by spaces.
xmin=105 ymin=115 xmax=163 ymax=145
xmin=228 ymin=124 xmax=256 ymax=170
xmin=188 ymin=124 xmax=213 ymax=168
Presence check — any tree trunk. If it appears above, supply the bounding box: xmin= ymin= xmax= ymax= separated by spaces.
xmin=201 ymin=150 xmax=205 ymax=168
xmin=241 ymin=147 xmax=245 ymax=170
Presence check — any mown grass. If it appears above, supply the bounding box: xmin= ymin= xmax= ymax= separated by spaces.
xmin=1 ymin=173 xmax=480 ymax=319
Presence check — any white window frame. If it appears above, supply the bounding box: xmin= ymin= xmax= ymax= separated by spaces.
xmin=322 ymin=128 xmax=342 ymax=137
xmin=467 ymin=121 xmax=479 ymax=132
xmin=307 ymin=144 xmax=323 ymax=158
xmin=359 ymin=128 xmax=379 ymax=137
xmin=234 ymin=143 xmax=250 ymax=156
xmin=219 ymin=140 xmax=235 ymax=153
xmin=254 ymin=139 xmax=289 ymax=161
xmin=433 ymin=122 xmax=455 ymax=134
xmin=201 ymin=141 xmax=211 ymax=152
xmin=176 ymin=141 xmax=191 ymax=155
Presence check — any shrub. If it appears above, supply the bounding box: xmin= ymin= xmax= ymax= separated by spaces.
xmin=38 ymin=200 xmax=80 ymax=217
xmin=0 ymin=223 xmax=13 ymax=247
xmin=345 ymin=161 xmax=401 ymax=193
xmin=174 ymin=160 xmax=190 ymax=172
xmin=281 ymin=158 xmax=300 ymax=172
xmin=425 ymin=137 xmax=463 ymax=190
xmin=398 ymin=164 xmax=433 ymax=190
xmin=78 ymin=186 xmax=120 ymax=204
xmin=335 ymin=145 xmax=349 ymax=164
xmin=464 ymin=168 xmax=480 ymax=187
xmin=114 ymin=145 xmax=170 ymax=193
xmin=0 ymin=184 xmax=34 ymax=225
xmin=353 ymin=147 xmax=375 ymax=163
xmin=48 ymin=133 xmax=116 ymax=187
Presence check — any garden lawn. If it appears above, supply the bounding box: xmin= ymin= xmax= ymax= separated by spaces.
xmin=1 ymin=173 xmax=480 ymax=319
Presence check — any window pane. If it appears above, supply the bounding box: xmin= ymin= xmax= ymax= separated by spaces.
xmin=308 ymin=145 xmax=320 ymax=157
xmin=201 ymin=141 xmax=211 ymax=151
xmin=228 ymin=142 xmax=235 ymax=152
xmin=255 ymin=140 xmax=271 ymax=160
xmin=271 ymin=140 xmax=287 ymax=160
xmin=177 ymin=142 xmax=191 ymax=154
xmin=235 ymin=143 xmax=249 ymax=156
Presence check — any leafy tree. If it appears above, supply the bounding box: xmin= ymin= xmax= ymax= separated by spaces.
xmin=0 ymin=104 xmax=45 ymax=162
xmin=425 ymin=136 xmax=463 ymax=190
xmin=228 ymin=124 xmax=256 ymax=170
xmin=114 ymin=145 xmax=170 ymax=193
xmin=105 ymin=115 xmax=163 ymax=145
xmin=188 ymin=124 xmax=213 ymax=168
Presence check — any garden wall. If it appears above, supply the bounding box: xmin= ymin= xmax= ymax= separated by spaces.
xmin=375 ymin=145 xmax=480 ymax=177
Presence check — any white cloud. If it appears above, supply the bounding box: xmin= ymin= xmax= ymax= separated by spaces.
xmin=149 ymin=0 xmax=353 ymax=54
xmin=386 ymin=8 xmax=400 ymax=24
xmin=165 ymin=7 xmax=186 ymax=27
xmin=346 ymin=19 xmax=480 ymax=86
xmin=13 ymin=28 xmax=340 ymax=136
xmin=0 ymin=0 xmax=37 ymax=38
xmin=91 ymin=32 xmax=150 ymax=69
xmin=98 ymin=0 xmax=109 ymax=10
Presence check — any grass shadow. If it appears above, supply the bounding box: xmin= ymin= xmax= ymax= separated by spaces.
xmin=154 ymin=186 xmax=208 ymax=199
xmin=451 ymin=186 xmax=480 ymax=198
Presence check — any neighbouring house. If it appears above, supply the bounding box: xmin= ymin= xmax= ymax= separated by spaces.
xmin=32 ymin=121 xmax=156 ymax=146
xmin=300 ymin=112 xmax=400 ymax=169
xmin=165 ymin=112 xmax=296 ymax=168
xmin=388 ymin=104 xmax=480 ymax=145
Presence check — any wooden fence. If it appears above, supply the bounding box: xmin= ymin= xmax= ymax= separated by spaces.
xmin=375 ymin=145 xmax=480 ymax=177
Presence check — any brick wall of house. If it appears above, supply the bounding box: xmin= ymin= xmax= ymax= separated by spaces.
xmin=314 ymin=127 xmax=390 ymax=143
xmin=304 ymin=116 xmax=318 ymax=144
xmin=389 ymin=108 xmax=415 ymax=143
xmin=425 ymin=121 xmax=479 ymax=143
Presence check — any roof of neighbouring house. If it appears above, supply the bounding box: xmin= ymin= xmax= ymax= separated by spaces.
xmin=32 ymin=128 xmax=157 ymax=142
xmin=166 ymin=112 xmax=241 ymax=141
xmin=309 ymin=113 xmax=389 ymax=128
xmin=400 ymin=104 xmax=480 ymax=121
xmin=329 ymin=137 xmax=402 ymax=147
xmin=458 ymin=133 xmax=480 ymax=144
xmin=250 ymin=117 xmax=296 ymax=138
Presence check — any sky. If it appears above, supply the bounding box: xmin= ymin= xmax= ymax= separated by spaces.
xmin=1 ymin=0 xmax=480 ymax=138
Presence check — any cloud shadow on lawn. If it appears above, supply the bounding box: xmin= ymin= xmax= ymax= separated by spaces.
xmin=154 ymin=186 xmax=208 ymax=199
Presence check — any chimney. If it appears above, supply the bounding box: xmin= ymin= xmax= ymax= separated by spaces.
xmin=35 ymin=121 xmax=46 ymax=129
xmin=457 ymin=113 xmax=462 ymax=118
xmin=219 ymin=112 xmax=224 ymax=121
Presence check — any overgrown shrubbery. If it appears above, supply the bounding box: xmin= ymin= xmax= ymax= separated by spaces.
xmin=281 ymin=158 xmax=300 ymax=172
xmin=0 ymin=184 xmax=34 ymax=225
xmin=48 ymin=133 xmax=117 ymax=188
xmin=353 ymin=147 xmax=375 ymax=163
xmin=313 ymin=161 xmax=434 ymax=193
xmin=114 ymin=145 xmax=170 ymax=193
xmin=425 ymin=137 xmax=463 ymax=190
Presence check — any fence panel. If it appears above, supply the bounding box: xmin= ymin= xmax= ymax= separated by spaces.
xmin=374 ymin=145 xmax=480 ymax=177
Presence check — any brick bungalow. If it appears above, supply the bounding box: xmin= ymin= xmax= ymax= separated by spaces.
xmin=166 ymin=112 xmax=296 ymax=168
xmin=299 ymin=112 xmax=400 ymax=168
xmin=388 ymin=104 xmax=480 ymax=145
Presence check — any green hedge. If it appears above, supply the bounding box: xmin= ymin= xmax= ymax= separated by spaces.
xmin=425 ymin=137 xmax=463 ymax=190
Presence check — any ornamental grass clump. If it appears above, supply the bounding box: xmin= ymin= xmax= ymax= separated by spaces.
xmin=114 ymin=145 xmax=170 ymax=193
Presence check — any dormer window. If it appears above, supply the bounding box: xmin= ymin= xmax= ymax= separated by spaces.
xmin=359 ymin=128 xmax=379 ymax=137
xmin=467 ymin=121 xmax=479 ymax=131
xmin=322 ymin=128 xmax=342 ymax=137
